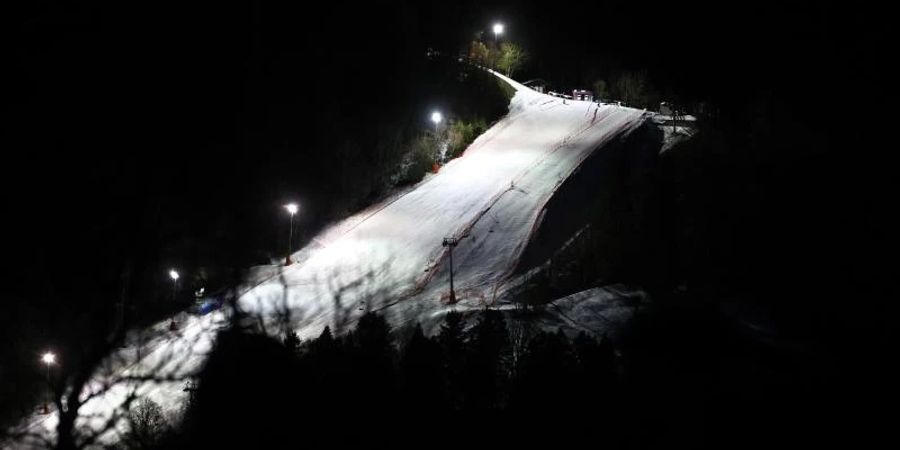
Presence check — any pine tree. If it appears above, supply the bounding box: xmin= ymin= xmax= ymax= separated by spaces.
xmin=353 ymin=313 xmax=393 ymax=361
xmin=463 ymin=309 xmax=509 ymax=411
xmin=572 ymin=331 xmax=618 ymax=426
xmin=311 ymin=325 xmax=334 ymax=355
xmin=438 ymin=310 xmax=466 ymax=410
xmin=351 ymin=312 xmax=395 ymax=411
xmin=509 ymin=328 xmax=575 ymax=414
xmin=400 ymin=324 xmax=445 ymax=413
xmin=283 ymin=330 xmax=301 ymax=354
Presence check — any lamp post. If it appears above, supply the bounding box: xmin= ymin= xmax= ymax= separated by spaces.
xmin=430 ymin=111 xmax=443 ymax=134
xmin=169 ymin=269 xmax=179 ymax=302
xmin=284 ymin=203 xmax=299 ymax=265
xmin=491 ymin=23 xmax=504 ymax=71
xmin=41 ymin=352 xmax=55 ymax=414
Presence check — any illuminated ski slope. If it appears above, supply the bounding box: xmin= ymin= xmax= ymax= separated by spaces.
xmin=12 ymin=70 xmax=647 ymax=448
xmin=239 ymin=71 xmax=647 ymax=335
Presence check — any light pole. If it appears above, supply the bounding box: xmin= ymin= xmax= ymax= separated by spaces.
xmin=442 ymin=237 xmax=459 ymax=304
xmin=284 ymin=203 xmax=299 ymax=265
xmin=430 ymin=111 xmax=443 ymax=134
xmin=167 ymin=269 xmax=180 ymax=331
xmin=41 ymin=352 xmax=55 ymax=414
xmin=169 ymin=269 xmax=179 ymax=302
xmin=492 ymin=23 xmax=504 ymax=42
xmin=491 ymin=23 xmax=504 ymax=71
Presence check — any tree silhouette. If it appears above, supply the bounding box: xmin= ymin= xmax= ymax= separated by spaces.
xmin=497 ymin=42 xmax=527 ymax=77
xmin=283 ymin=330 xmax=301 ymax=354
xmin=509 ymin=328 xmax=576 ymax=415
xmin=463 ymin=309 xmax=509 ymax=411
xmin=349 ymin=312 xmax=396 ymax=421
xmin=399 ymin=324 xmax=445 ymax=415
xmin=122 ymin=398 xmax=167 ymax=450
xmin=438 ymin=311 xmax=467 ymax=411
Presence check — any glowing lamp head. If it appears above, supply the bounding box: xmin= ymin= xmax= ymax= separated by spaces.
xmin=285 ymin=203 xmax=299 ymax=215
xmin=493 ymin=23 xmax=504 ymax=35
xmin=430 ymin=111 xmax=443 ymax=125
xmin=42 ymin=352 xmax=55 ymax=365
xmin=169 ymin=269 xmax=179 ymax=281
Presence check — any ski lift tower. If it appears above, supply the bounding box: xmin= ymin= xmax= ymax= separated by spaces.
xmin=442 ymin=237 xmax=460 ymax=304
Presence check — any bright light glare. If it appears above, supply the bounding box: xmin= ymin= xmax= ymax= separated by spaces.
xmin=285 ymin=203 xmax=299 ymax=215
xmin=169 ymin=269 xmax=179 ymax=281
xmin=493 ymin=23 xmax=504 ymax=35
xmin=431 ymin=111 xmax=443 ymax=124
xmin=42 ymin=352 xmax=55 ymax=365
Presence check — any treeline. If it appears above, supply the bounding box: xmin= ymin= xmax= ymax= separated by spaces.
xmin=116 ymin=303 xmax=850 ymax=449
xmin=468 ymin=40 xmax=528 ymax=78
xmin=590 ymin=71 xmax=661 ymax=109
xmin=136 ymin=310 xmax=622 ymax=448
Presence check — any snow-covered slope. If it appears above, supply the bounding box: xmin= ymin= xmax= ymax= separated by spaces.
xmin=11 ymin=71 xmax=647 ymax=447
xmin=240 ymin=71 xmax=647 ymax=336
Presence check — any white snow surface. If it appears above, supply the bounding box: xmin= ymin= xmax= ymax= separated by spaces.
xmin=9 ymin=70 xmax=647 ymax=448
xmin=240 ymin=71 xmax=646 ymax=337
xmin=543 ymin=285 xmax=646 ymax=340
